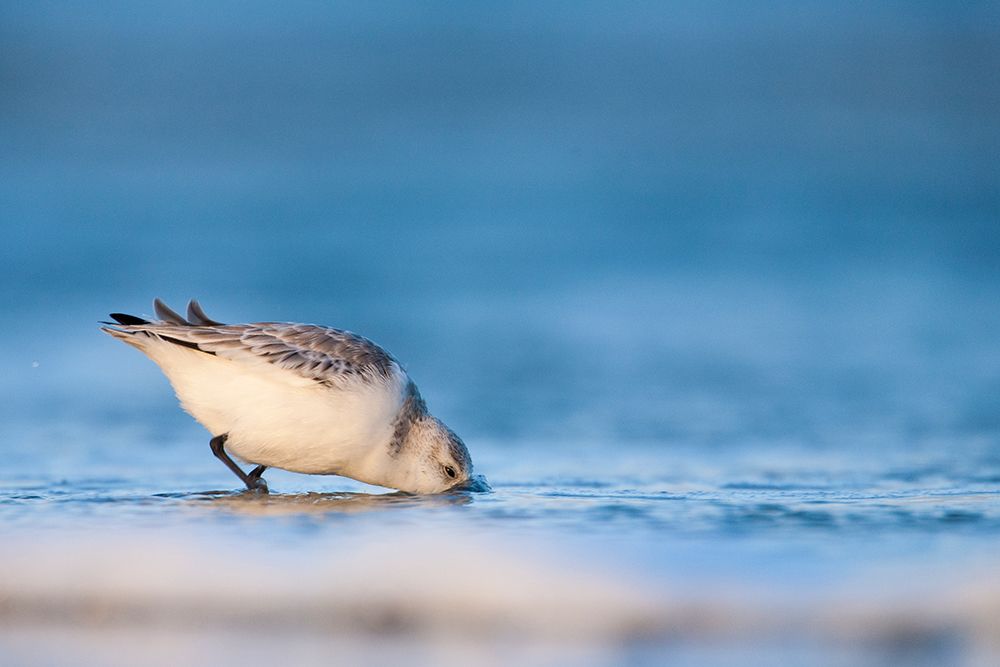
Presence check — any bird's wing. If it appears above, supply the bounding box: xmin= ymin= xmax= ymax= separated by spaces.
xmin=112 ymin=321 xmax=399 ymax=387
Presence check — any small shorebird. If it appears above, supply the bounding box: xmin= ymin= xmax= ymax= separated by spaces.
xmin=102 ymin=299 xmax=472 ymax=494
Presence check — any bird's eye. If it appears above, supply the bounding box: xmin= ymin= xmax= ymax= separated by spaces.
xmin=444 ymin=466 xmax=457 ymax=479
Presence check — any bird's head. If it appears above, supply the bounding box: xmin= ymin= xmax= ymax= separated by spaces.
xmin=390 ymin=414 xmax=472 ymax=494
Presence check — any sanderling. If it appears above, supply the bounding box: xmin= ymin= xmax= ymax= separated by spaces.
xmin=101 ymin=299 xmax=472 ymax=494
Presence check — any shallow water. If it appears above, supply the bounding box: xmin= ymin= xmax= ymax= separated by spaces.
xmin=2 ymin=2 xmax=1000 ymax=666
xmin=2 ymin=429 xmax=1000 ymax=665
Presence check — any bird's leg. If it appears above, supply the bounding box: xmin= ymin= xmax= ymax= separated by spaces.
xmin=246 ymin=464 xmax=269 ymax=493
xmin=247 ymin=465 xmax=268 ymax=492
xmin=209 ymin=434 xmax=269 ymax=493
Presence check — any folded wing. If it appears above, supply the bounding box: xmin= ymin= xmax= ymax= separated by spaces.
xmin=102 ymin=299 xmax=398 ymax=387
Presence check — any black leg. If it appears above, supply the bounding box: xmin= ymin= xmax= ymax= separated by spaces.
xmin=209 ymin=434 xmax=268 ymax=493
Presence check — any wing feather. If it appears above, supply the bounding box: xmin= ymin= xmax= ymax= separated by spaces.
xmin=114 ymin=321 xmax=398 ymax=386
xmin=153 ymin=298 xmax=189 ymax=325
xmin=186 ymin=299 xmax=224 ymax=326
xmin=105 ymin=300 xmax=398 ymax=385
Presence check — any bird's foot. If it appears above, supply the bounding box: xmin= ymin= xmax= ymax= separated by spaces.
xmin=246 ymin=464 xmax=269 ymax=494
xmin=247 ymin=478 xmax=269 ymax=494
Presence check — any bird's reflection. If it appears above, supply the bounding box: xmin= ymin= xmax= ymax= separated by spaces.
xmin=181 ymin=477 xmax=488 ymax=517
xmin=192 ymin=490 xmax=469 ymax=515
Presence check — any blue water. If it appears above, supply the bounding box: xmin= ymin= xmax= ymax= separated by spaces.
xmin=1 ymin=3 xmax=999 ymax=666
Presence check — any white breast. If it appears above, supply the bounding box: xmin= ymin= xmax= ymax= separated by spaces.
xmin=141 ymin=340 xmax=407 ymax=475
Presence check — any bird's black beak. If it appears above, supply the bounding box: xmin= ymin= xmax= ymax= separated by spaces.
xmin=450 ymin=474 xmax=491 ymax=493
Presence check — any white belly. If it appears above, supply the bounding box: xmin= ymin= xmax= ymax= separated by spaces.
xmin=142 ymin=341 xmax=406 ymax=475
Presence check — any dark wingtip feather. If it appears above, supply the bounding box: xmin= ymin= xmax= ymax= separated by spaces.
xmin=109 ymin=313 xmax=150 ymax=325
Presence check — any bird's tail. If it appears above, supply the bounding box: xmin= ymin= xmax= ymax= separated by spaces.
xmin=100 ymin=298 xmax=225 ymax=348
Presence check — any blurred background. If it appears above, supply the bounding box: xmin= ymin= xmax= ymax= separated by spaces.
xmin=1 ymin=2 xmax=999 ymax=666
